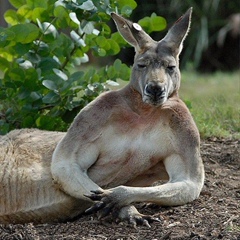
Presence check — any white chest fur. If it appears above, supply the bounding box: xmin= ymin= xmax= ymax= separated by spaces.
xmin=88 ymin=120 xmax=173 ymax=188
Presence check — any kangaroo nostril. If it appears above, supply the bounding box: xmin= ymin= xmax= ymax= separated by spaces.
xmin=145 ymin=84 xmax=165 ymax=98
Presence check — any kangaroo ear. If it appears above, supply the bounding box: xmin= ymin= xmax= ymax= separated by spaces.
xmin=159 ymin=8 xmax=192 ymax=57
xmin=111 ymin=12 xmax=155 ymax=53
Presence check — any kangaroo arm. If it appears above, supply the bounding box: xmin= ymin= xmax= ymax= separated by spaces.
xmin=121 ymin=180 xmax=199 ymax=206
xmin=51 ymin=141 xmax=102 ymax=199
xmin=87 ymin=153 xmax=204 ymax=209
xmin=125 ymin=154 xmax=204 ymax=206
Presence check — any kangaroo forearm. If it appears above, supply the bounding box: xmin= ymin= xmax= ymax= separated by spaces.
xmin=51 ymin=165 xmax=102 ymax=199
xmin=123 ymin=181 xmax=200 ymax=206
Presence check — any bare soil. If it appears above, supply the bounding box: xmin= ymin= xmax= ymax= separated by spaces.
xmin=0 ymin=138 xmax=239 ymax=240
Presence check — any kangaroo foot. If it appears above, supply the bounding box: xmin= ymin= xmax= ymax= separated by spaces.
xmin=116 ymin=205 xmax=160 ymax=229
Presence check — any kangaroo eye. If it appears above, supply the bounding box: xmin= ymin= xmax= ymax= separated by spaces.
xmin=167 ymin=66 xmax=175 ymax=72
xmin=137 ymin=63 xmax=147 ymax=69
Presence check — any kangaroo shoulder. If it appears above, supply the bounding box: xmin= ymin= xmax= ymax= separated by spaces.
xmin=73 ymin=90 xmax=123 ymax=123
xmin=164 ymin=97 xmax=200 ymax=145
xmin=65 ymin=90 xmax=125 ymax=140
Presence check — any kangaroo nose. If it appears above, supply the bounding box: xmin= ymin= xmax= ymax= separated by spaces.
xmin=145 ymin=83 xmax=165 ymax=98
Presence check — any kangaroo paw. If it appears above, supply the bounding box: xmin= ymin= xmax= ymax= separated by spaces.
xmin=117 ymin=205 xmax=160 ymax=229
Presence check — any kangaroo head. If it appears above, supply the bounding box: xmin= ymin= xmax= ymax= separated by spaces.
xmin=112 ymin=8 xmax=192 ymax=106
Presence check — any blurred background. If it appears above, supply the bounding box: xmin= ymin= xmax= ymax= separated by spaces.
xmin=117 ymin=0 xmax=240 ymax=72
xmin=1 ymin=0 xmax=239 ymax=71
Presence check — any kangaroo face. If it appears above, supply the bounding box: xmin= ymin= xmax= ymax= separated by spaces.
xmin=112 ymin=9 xmax=191 ymax=106
xmin=132 ymin=44 xmax=180 ymax=106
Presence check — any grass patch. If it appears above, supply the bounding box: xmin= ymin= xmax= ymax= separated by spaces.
xmin=180 ymin=71 xmax=240 ymax=139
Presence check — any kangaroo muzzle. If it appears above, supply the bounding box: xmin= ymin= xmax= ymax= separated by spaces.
xmin=143 ymin=82 xmax=167 ymax=106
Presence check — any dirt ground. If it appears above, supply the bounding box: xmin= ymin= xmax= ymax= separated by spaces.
xmin=0 ymin=138 xmax=239 ymax=240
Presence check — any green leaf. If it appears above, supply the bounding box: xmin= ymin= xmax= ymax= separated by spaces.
xmin=120 ymin=65 xmax=131 ymax=81
xmin=82 ymin=22 xmax=95 ymax=34
xmin=54 ymin=5 xmax=70 ymax=28
xmin=111 ymin=32 xmax=128 ymax=47
xmin=23 ymin=68 xmax=39 ymax=90
xmin=9 ymin=0 xmax=26 ymax=8
xmin=4 ymin=9 xmax=23 ymax=25
xmin=69 ymin=12 xmax=80 ymax=25
xmin=121 ymin=5 xmax=133 ymax=16
xmin=42 ymin=80 xmax=58 ymax=90
xmin=53 ymin=68 xmax=68 ymax=81
xmin=117 ymin=0 xmax=137 ymax=12
xmin=101 ymin=23 xmax=111 ymax=36
xmin=69 ymin=71 xmax=84 ymax=83
xmin=12 ymin=43 xmax=31 ymax=56
xmin=113 ymin=59 xmax=122 ymax=72
xmin=0 ymin=27 xmax=15 ymax=47
xmin=0 ymin=57 xmax=10 ymax=71
xmin=107 ymin=66 xmax=116 ymax=79
xmin=42 ymin=92 xmax=60 ymax=104
xmin=33 ymin=40 xmax=49 ymax=57
xmin=26 ymin=0 xmax=48 ymax=9
xmin=0 ymin=28 xmax=15 ymax=41
xmin=78 ymin=0 xmax=96 ymax=11
xmin=0 ymin=120 xmax=10 ymax=135
xmin=97 ymin=48 xmax=106 ymax=57
xmin=37 ymin=20 xmax=58 ymax=38
xmin=22 ymin=115 xmax=35 ymax=128
xmin=97 ymin=12 xmax=110 ymax=22
xmin=36 ymin=115 xmax=55 ymax=130
xmin=79 ymin=53 xmax=89 ymax=63
xmin=70 ymin=31 xmax=86 ymax=47
xmin=54 ymin=5 xmax=69 ymax=18
xmin=138 ymin=13 xmax=166 ymax=33
xmin=96 ymin=36 xmax=107 ymax=48
xmin=18 ymin=60 xmax=33 ymax=69
xmin=107 ymin=39 xmax=120 ymax=55
xmin=38 ymin=57 xmax=60 ymax=76
xmin=32 ymin=8 xmax=48 ymax=22
xmin=17 ymin=5 xmax=32 ymax=19
xmin=18 ymin=88 xmax=30 ymax=100
xmin=9 ymin=23 xmax=39 ymax=43
xmin=5 ymin=67 xmax=25 ymax=84
xmin=0 ymin=88 xmax=7 ymax=100
xmin=30 ymin=91 xmax=41 ymax=101
xmin=26 ymin=51 xmax=41 ymax=64
xmin=150 ymin=13 xmax=167 ymax=31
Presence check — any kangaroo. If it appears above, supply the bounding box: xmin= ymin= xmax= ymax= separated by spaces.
xmin=0 ymin=8 xmax=204 ymax=227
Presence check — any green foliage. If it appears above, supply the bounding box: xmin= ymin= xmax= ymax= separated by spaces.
xmin=138 ymin=13 xmax=166 ymax=33
xmin=0 ymin=0 xmax=165 ymax=134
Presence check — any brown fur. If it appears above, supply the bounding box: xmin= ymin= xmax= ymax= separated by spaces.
xmin=0 ymin=9 xmax=204 ymax=225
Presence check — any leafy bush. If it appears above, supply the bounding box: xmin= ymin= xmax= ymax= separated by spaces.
xmin=0 ymin=0 xmax=167 ymax=134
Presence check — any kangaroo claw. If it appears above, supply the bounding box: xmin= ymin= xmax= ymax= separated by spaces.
xmin=128 ymin=214 xmax=160 ymax=229
xmin=118 ymin=205 xmax=161 ymax=228
xmin=85 ymin=201 xmax=106 ymax=214
xmin=84 ymin=190 xmax=104 ymax=201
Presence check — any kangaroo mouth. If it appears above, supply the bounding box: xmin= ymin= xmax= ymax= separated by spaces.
xmin=143 ymin=85 xmax=168 ymax=106
xmin=143 ymin=95 xmax=167 ymax=106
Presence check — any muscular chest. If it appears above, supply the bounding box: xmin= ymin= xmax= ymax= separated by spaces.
xmin=88 ymin=113 xmax=172 ymax=187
